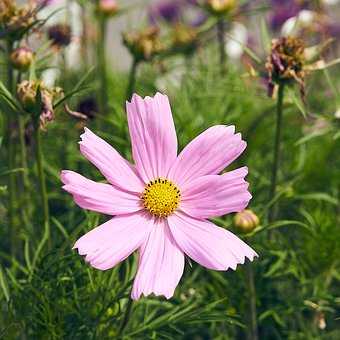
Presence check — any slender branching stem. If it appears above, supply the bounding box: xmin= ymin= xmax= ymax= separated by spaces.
xmin=33 ymin=123 xmax=51 ymax=250
xmin=126 ymin=58 xmax=138 ymax=101
xmin=217 ymin=19 xmax=226 ymax=75
xmin=268 ymin=83 xmax=285 ymax=222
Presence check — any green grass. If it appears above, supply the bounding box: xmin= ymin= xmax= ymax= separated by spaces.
xmin=0 ymin=35 xmax=340 ymax=340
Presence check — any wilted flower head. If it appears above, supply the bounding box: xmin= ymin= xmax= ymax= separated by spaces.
xmin=47 ymin=23 xmax=71 ymax=48
xmin=0 ymin=0 xmax=37 ymax=40
xmin=10 ymin=46 xmax=34 ymax=70
xmin=61 ymin=93 xmax=258 ymax=299
xmin=76 ymin=96 xmax=98 ymax=120
xmin=97 ymin=0 xmax=119 ymax=17
xmin=234 ymin=209 xmax=259 ymax=233
xmin=203 ymin=0 xmax=237 ymax=16
xmin=17 ymin=80 xmax=63 ymax=130
xmin=123 ymin=26 xmax=163 ymax=62
xmin=266 ymin=36 xmax=305 ymax=97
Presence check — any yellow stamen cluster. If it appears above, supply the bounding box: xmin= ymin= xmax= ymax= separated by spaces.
xmin=141 ymin=178 xmax=181 ymax=217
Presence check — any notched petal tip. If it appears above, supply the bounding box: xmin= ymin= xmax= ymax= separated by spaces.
xmin=127 ymin=92 xmax=169 ymax=106
xmin=131 ymin=290 xmax=174 ymax=301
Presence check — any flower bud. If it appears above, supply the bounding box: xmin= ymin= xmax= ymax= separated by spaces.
xmin=97 ymin=0 xmax=118 ymax=16
xmin=10 ymin=47 xmax=34 ymax=70
xmin=234 ymin=209 xmax=259 ymax=233
xmin=47 ymin=24 xmax=71 ymax=47
xmin=205 ymin=0 xmax=237 ymax=16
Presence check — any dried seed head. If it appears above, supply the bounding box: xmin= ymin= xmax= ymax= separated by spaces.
xmin=17 ymin=80 xmax=38 ymax=110
xmin=123 ymin=26 xmax=163 ymax=62
xmin=0 ymin=0 xmax=36 ymax=40
xmin=266 ymin=36 xmax=306 ymax=97
xmin=234 ymin=209 xmax=259 ymax=233
xmin=76 ymin=97 xmax=98 ymax=120
xmin=47 ymin=24 xmax=71 ymax=48
xmin=17 ymin=80 xmax=63 ymax=130
xmin=10 ymin=47 xmax=34 ymax=70
xmin=171 ymin=24 xmax=198 ymax=55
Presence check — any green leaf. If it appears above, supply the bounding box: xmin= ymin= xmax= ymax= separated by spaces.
xmin=295 ymin=129 xmax=331 ymax=145
xmin=294 ymin=193 xmax=338 ymax=205
xmin=0 ymin=264 xmax=10 ymax=303
xmin=225 ymin=32 xmax=262 ymax=64
xmin=53 ymin=66 xmax=95 ymax=109
xmin=287 ymin=86 xmax=307 ymax=118
xmin=260 ymin=18 xmax=271 ymax=53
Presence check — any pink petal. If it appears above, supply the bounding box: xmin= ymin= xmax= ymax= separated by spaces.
xmin=73 ymin=212 xmax=154 ymax=270
xmin=79 ymin=127 xmax=145 ymax=193
xmin=61 ymin=170 xmax=142 ymax=215
xmin=168 ymin=125 xmax=246 ymax=186
xmin=180 ymin=167 xmax=252 ymax=219
xmin=131 ymin=219 xmax=184 ymax=300
xmin=167 ymin=212 xmax=258 ymax=271
xmin=126 ymin=93 xmax=178 ymax=182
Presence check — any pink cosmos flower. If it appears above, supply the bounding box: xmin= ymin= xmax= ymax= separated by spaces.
xmin=61 ymin=93 xmax=258 ymax=300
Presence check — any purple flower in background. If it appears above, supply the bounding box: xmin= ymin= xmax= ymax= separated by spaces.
xmin=191 ymin=12 xmax=207 ymax=27
xmin=149 ymin=0 xmax=207 ymax=27
xmin=38 ymin=0 xmax=61 ymax=7
xmin=269 ymin=0 xmax=309 ymax=30
xmin=326 ymin=22 xmax=340 ymax=38
xmin=149 ymin=1 xmax=182 ymax=24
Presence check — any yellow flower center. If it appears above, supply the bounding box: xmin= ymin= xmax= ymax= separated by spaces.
xmin=141 ymin=178 xmax=181 ymax=217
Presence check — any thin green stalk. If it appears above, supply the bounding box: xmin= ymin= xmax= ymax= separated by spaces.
xmin=6 ymin=40 xmax=17 ymax=256
xmin=126 ymin=58 xmax=138 ymax=101
xmin=81 ymin=5 xmax=89 ymax=67
xmin=246 ymin=264 xmax=259 ymax=340
xmin=33 ymin=124 xmax=51 ymax=250
xmin=217 ymin=19 xmax=226 ymax=75
xmin=117 ymin=298 xmax=134 ymax=337
xmin=268 ymin=83 xmax=285 ymax=222
xmin=98 ymin=14 xmax=108 ymax=114
xmin=18 ymin=115 xmax=31 ymax=230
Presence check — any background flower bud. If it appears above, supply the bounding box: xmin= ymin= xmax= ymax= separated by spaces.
xmin=205 ymin=0 xmax=237 ymax=16
xmin=10 ymin=47 xmax=34 ymax=71
xmin=97 ymin=0 xmax=118 ymax=16
xmin=234 ymin=209 xmax=259 ymax=233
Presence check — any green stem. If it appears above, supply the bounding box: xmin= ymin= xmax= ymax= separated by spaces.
xmin=81 ymin=5 xmax=89 ymax=67
xmin=98 ymin=14 xmax=108 ymax=114
xmin=117 ymin=299 xmax=134 ymax=337
xmin=18 ymin=115 xmax=31 ymax=230
xmin=6 ymin=40 xmax=17 ymax=256
xmin=33 ymin=124 xmax=51 ymax=250
xmin=126 ymin=58 xmax=138 ymax=101
xmin=246 ymin=264 xmax=259 ymax=340
xmin=217 ymin=19 xmax=226 ymax=75
xmin=268 ymin=83 xmax=285 ymax=222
